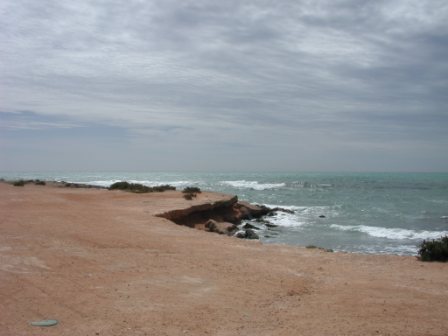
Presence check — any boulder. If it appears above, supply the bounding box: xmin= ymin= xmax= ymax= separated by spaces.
xmin=234 ymin=229 xmax=259 ymax=240
xmin=234 ymin=202 xmax=270 ymax=220
xmin=242 ymin=223 xmax=259 ymax=230
xmin=234 ymin=231 xmax=246 ymax=239
xmin=205 ymin=219 xmax=237 ymax=235
xmin=245 ymin=229 xmax=259 ymax=240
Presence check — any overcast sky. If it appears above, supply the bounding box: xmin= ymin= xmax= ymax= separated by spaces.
xmin=1 ymin=0 xmax=447 ymax=172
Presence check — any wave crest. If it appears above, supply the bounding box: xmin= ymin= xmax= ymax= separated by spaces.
xmin=330 ymin=224 xmax=448 ymax=240
xmin=221 ymin=180 xmax=285 ymax=190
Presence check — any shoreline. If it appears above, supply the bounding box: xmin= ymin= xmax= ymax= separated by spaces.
xmin=1 ymin=182 xmax=447 ymax=335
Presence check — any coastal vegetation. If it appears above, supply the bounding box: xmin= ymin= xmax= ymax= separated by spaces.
xmin=109 ymin=181 xmax=175 ymax=193
xmin=418 ymin=236 xmax=448 ymax=262
xmin=182 ymin=186 xmax=201 ymax=200
xmin=12 ymin=179 xmax=46 ymax=187
xmin=182 ymin=186 xmax=201 ymax=194
xmin=183 ymin=193 xmax=196 ymax=200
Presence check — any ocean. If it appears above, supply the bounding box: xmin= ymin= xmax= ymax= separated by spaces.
xmin=2 ymin=171 xmax=448 ymax=256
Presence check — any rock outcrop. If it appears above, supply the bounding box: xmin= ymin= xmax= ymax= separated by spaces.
xmin=156 ymin=194 xmax=274 ymax=239
xmin=156 ymin=195 xmax=239 ymax=227
xmin=205 ymin=220 xmax=237 ymax=234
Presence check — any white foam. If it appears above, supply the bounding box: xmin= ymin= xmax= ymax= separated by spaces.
xmin=259 ymin=204 xmax=341 ymax=227
xmin=352 ymin=244 xmax=418 ymax=256
xmin=256 ymin=204 xmax=305 ymax=227
xmin=221 ymin=180 xmax=285 ymax=190
xmin=331 ymin=224 xmax=448 ymax=240
xmin=263 ymin=204 xmax=305 ymax=211
xmin=73 ymin=180 xmax=120 ymax=187
xmin=270 ymin=211 xmax=307 ymax=227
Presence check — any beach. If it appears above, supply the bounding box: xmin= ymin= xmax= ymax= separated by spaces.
xmin=1 ymin=182 xmax=447 ymax=336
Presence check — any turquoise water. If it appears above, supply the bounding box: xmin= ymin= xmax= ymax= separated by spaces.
xmin=2 ymin=171 xmax=448 ymax=255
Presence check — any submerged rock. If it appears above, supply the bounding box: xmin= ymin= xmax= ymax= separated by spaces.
xmin=234 ymin=201 xmax=270 ymax=220
xmin=234 ymin=230 xmax=246 ymax=239
xmin=242 ymin=223 xmax=259 ymax=230
xmin=235 ymin=229 xmax=259 ymax=240
xmin=245 ymin=229 xmax=259 ymax=240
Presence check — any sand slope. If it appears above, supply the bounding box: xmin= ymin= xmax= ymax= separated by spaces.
xmin=0 ymin=183 xmax=447 ymax=336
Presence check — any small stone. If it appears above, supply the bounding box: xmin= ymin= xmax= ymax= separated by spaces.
xmin=245 ymin=229 xmax=259 ymax=240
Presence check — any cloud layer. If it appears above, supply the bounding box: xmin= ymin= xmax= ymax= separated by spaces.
xmin=1 ymin=0 xmax=447 ymax=171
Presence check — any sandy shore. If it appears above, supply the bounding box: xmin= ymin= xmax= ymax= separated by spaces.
xmin=1 ymin=182 xmax=447 ymax=336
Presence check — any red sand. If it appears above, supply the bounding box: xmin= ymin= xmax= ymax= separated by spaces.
xmin=1 ymin=183 xmax=447 ymax=335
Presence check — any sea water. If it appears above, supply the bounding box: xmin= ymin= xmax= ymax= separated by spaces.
xmin=2 ymin=171 xmax=448 ymax=256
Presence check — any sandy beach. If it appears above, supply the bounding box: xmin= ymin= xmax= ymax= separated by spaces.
xmin=1 ymin=182 xmax=447 ymax=336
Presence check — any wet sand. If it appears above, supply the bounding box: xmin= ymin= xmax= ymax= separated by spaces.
xmin=0 ymin=182 xmax=447 ymax=336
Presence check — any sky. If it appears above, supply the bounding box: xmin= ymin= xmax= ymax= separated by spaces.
xmin=1 ymin=0 xmax=447 ymax=172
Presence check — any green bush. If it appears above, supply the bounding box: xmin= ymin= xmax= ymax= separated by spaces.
xmin=109 ymin=181 xmax=132 ymax=190
xmin=13 ymin=180 xmax=25 ymax=187
xmin=183 ymin=193 xmax=196 ymax=200
xmin=109 ymin=182 xmax=175 ymax=193
xmin=182 ymin=186 xmax=201 ymax=193
xmin=418 ymin=236 xmax=448 ymax=262
xmin=152 ymin=184 xmax=176 ymax=192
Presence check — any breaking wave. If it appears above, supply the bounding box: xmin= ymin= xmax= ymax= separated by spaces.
xmin=330 ymin=224 xmax=448 ymax=240
xmin=221 ymin=180 xmax=285 ymax=190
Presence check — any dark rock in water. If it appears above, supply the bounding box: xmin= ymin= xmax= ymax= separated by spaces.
xmin=234 ymin=229 xmax=259 ymax=240
xmin=319 ymin=215 xmax=326 ymax=218
xmin=242 ymin=223 xmax=259 ymax=230
xmin=234 ymin=201 xmax=270 ymax=220
xmin=245 ymin=229 xmax=259 ymax=240
xmin=205 ymin=219 xmax=237 ymax=235
xmin=265 ymin=223 xmax=278 ymax=228
xmin=270 ymin=207 xmax=295 ymax=214
xmin=234 ymin=231 xmax=246 ymax=239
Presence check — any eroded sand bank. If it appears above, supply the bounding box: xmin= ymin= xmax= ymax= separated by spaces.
xmin=0 ymin=183 xmax=447 ymax=336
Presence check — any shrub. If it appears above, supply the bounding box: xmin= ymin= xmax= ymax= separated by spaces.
xmin=182 ymin=186 xmax=201 ymax=194
xmin=109 ymin=182 xmax=175 ymax=193
xmin=183 ymin=193 xmax=196 ymax=200
xmin=109 ymin=181 xmax=132 ymax=190
xmin=13 ymin=180 xmax=25 ymax=187
xmin=152 ymin=184 xmax=176 ymax=192
xmin=418 ymin=236 xmax=448 ymax=262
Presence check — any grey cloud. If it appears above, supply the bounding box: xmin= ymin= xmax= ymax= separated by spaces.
xmin=1 ymin=0 xmax=447 ymax=171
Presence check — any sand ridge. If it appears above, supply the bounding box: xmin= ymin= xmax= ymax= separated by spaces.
xmin=0 ymin=182 xmax=447 ymax=335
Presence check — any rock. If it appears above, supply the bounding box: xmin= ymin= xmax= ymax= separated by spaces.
xmin=265 ymin=223 xmax=278 ymax=228
xmin=270 ymin=207 xmax=295 ymax=214
xmin=245 ymin=229 xmax=259 ymax=240
xmin=234 ymin=230 xmax=246 ymax=239
xmin=205 ymin=219 xmax=237 ymax=235
xmin=234 ymin=201 xmax=270 ymax=220
xmin=234 ymin=229 xmax=259 ymax=240
xmin=242 ymin=223 xmax=259 ymax=230
xmin=319 ymin=215 xmax=326 ymax=218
